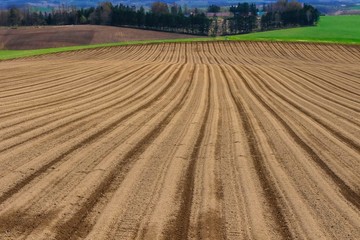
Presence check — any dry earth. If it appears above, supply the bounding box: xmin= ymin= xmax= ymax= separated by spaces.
xmin=0 ymin=25 xmax=200 ymax=50
xmin=0 ymin=41 xmax=359 ymax=239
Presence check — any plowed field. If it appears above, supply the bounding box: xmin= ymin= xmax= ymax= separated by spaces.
xmin=0 ymin=42 xmax=359 ymax=239
xmin=0 ymin=25 xmax=201 ymax=50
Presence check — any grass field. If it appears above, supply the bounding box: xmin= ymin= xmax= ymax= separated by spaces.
xmin=227 ymin=15 xmax=360 ymax=44
xmin=0 ymin=15 xmax=359 ymax=60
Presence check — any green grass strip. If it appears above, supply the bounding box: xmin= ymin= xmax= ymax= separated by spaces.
xmin=226 ymin=15 xmax=360 ymax=44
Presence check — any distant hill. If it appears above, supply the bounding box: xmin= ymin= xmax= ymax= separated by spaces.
xmin=0 ymin=25 xmax=202 ymax=50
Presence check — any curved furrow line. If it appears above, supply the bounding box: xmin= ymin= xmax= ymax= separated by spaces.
xmin=0 ymin=64 xmax=100 ymax=94
xmin=146 ymin=44 xmax=164 ymax=62
xmin=142 ymin=44 xmax=162 ymax=62
xmin=159 ymin=43 xmax=172 ymax=63
xmin=214 ymin=42 xmax=238 ymax=65
xmin=258 ymin=66 xmax=360 ymax=128
xmin=217 ymin=64 xmax=288 ymax=239
xmin=166 ymin=43 xmax=178 ymax=63
xmin=203 ymin=43 xmax=214 ymax=64
xmin=0 ymin=65 xmax=192 ymax=240
xmin=220 ymin=65 xmax=293 ymax=239
xmin=0 ymin=61 xmax=84 ymax=85
xmin=132 ymin=44 xmax=154 ymax=62
xmin=0 ymin=66 xmax=191 ymax=208
xmin=172 ymin=43 xmax=182 ymax=63
xmin=180 ymin=43 xmax=188 ymax=63
xmin=0 ymin=62 xmax=119 ymax=96
xmin=50 ymin=64 xmax=194 ymax=240
xmin=1 ymin=62 xmax=158 ymax=132
xmin=245 ymin=66 xmax=360 ymax=152
xmin=0 ymin=63 xmax=154 ymax=132
xmin=215 ymin=42 xmax=251 ymax=67
xmin=231 ymin=42 xmax=260 ymax=66
xmin=263 ymin=42 xmax=288 ymax=59
xmin=0 ymin=64 xmax=186 ymax=206
xmin=78 ymin=66 xmax=199 ymax=240
xmin=323 ymin=44 xmax=358 ymax=63
xmin=189 ymin=64 xmax=226 ymax=240
xmin=277 ymin=66 xmax=360 ymax=113
xmin=311 ymin=67 xmax=360 ymax=94
xmin=286 ymin=67 xmax=360 ymax=105
xmin=318 ymin=71 xmax=360 ymax=93
xmin=175 ymin=43 xmax=183 ymax=63
xmin=337 ymin=45 xmax=360 ymax=61
xmin=163 ymin=64 xmax=212 ymax=240
xmin=0 ymin=64 xmax=119 ymax=100
xmin=334 ymin=44 xmax=359 ymax=60
xmin=158 ymin=44 xmax=171 ymax=63
xmin=0 ymin=60 xmax=112 ymax=91
xmin=290 ymin=43 xmax=325 ymax=62
xmin=212 ymin=64 xmax=250 ymax=239
xmin=318 ymin=68 xmax=360 ymax=87
xmin=246 ymin=66 xmax=360 ymax=184
xmin=283 ymin=43 xmax=308 ymax=60
xmin=0 ymin=63 xmax=176 ymax=154
xmin=205 ymin=42 xmax=220 ymax=64
xmin=227 ymin=43 xmax=253 ymax=65
xmin=188 ymin=43 xmax=196 ymax=64
xmin=227 ymin=65 xmax=360 ymax=238
xmin=0 ymin=63 xmax=173 ymax=167
xmin=295 ymin=67 xmax=360 ymax=98
xmin=309 ymin=44 xmax=340 ymax=63
xmin=224 ymin=65 xmax=360 ymax=238
xmin=101 ymin=47 xmax=135 ymax=61
xmin=210 ymin=42 xmax=230 ymax=65
xmin=0 ymin=63 xmax=150 ymax=119
xmin=268 ymin=42 xmax=292 ymax=59
xmin=196 ymin=43 xmax=208 ymax=64
xmin=230 ymin=65 xmax=360 ymax=211
xmin=294 ymin=43 xmax=323 ymax=62
xmin=223 ymin=65 xmax=329 ymax=238
xmin=0 ymin=65 xmax=132 ymax=114
xmin=334 ymin=69 xmax=360 ymax=84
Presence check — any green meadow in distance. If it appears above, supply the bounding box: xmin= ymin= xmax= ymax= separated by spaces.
xmin=226 ymin=15 xmax=360 ymax=44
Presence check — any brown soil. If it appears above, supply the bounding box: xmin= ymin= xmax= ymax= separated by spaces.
xmin=0 ymin=42 xmax=359 ymax=239
xmin=0 ymin=25 xmax=201 ymax=50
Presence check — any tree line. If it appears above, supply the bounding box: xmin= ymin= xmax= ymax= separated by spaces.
xmin=222 ymin=1 xmax=320 ymax=35
xmin=261 ymin=0 xmax=320 ymax=30
xmin=0 ymin=0 xmax=320 ymax=36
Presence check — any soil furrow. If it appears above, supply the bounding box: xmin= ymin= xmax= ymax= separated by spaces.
xmin=221 ymin=66 xmax=293 ymax=239
xmin=54 ymin=64 xmax=193 ymax=240
xmin=231 ymin=66 xmax=360 ymax=211
xmin=0 ymin=64 xmax=184 ymax=204
xmin=164 ymin=65 xmax=213 ymax=240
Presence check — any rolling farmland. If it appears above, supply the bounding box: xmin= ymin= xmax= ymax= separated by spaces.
xmin=0 ymin=41 xmax=359 ymax=239
xmin=0 ymin=25 xmax=201 ymax=50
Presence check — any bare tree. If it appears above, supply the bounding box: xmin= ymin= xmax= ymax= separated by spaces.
xmin=151 ymin=1 xmax=169 ymax=15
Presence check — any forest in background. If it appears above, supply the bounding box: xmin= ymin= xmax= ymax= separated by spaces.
xmin=0 ymin=0 xmax=320 ymax=36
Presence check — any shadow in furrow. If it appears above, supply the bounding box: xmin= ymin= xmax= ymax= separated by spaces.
xmin=54 ymin=65 xmax=195 ymax=240
xmin=221 ymin=66 xmax=293 ymax=240
xmin=0 ymin=65 xmax=184 ymax=206
xmin=232 ymin=66 xmax=360 ymax=211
